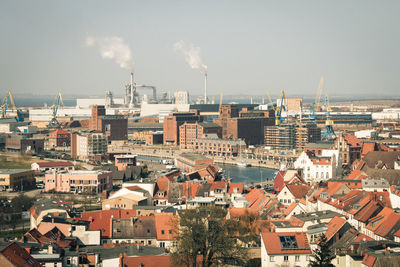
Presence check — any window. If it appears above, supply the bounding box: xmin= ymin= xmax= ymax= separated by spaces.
xmin=284 ymin=256 xmax=289 ymax=262
xmin=147 ymin=229 xmax=150 ymax=233
xmin=269 ymin=256 xmax=274 ymax=262
xmin=169 ymin=230 xmax=172 ymax=234
xmin=161 ymin=230 xmax=165 ymax=235
xmin=295 ymin=255 xmax=300 ymax=262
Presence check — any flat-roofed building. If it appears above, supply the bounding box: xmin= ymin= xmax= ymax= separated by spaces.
xmin=44 ymin=170 xmax=113 ymax=193
xmin=0 ymin=169 xmax=35 ymax=191
xmin=179 ymin=122 xmax=221 ymax=149
xmin=197 ymin=134 xmax=246 ymax=157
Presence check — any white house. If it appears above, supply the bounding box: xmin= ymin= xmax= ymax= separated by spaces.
xmin=277 ymin=184 xmax=311 ymax=206
xmin=294 ymin=151 xmax=338 ymax=182
xmin=261 ymin=232 xmax=312 ymax=267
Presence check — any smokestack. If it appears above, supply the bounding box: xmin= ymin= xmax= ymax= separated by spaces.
xmin=130 ymin=72 xmax=134 ymax=107
xmin=204 ymin=74 xmax=207 ymax=104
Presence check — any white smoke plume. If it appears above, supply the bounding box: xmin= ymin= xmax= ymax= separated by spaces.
xmin=86 ymin=36 xmax=134 ymax=71
xmin=173 ymin=40 xmax=207 ymax=75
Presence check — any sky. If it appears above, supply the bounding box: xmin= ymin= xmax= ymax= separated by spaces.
xmin=0 ymin=0 xmax=399 ymax=98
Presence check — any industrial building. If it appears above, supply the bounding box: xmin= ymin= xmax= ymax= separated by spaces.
xmin=0 ymin=169 xmax=35 ymax=191
xmin=5 ymin=134 xmax=44 ymax=154
xmin=163 ymin=111 xmax=203 ymax=145
xmin=179 ymin=122 xmax=222 ymax=149
xmin=89 ymin=105 xmax=128 ymax=141
xmin=197 ymin=134 xmax=246 ymax=157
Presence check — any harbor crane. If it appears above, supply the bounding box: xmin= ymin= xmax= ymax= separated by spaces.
xmin=48 ymin=92 xmax=64 ymax=128
xmin=0 ymin=96 xmax=8 ymax=119
xmin=267 ymin=90 xmax=286 ymax=125
xmin=322 ymin=91 xmax=336 ymax=139
xmin=8 ymin=90 xmax=24 ymax=122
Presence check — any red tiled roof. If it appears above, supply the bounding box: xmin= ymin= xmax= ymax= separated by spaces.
xmin=181 ymin=182 xmax=199 ymax=200
xmin=80 ymin=209 xmax=136 ymax=238
xmin=286 ymin=184 xmax=311 ymax=199
xmin=346 ymin=169 xmax=368 ymax=180
xmin=326 ymin=182 xmax=348 ymax=196
xmin=325 ymin=216 xmax=347 ymax=241
xmin=154 ymin=176 xmax=170 ymax=199
xmin=36 ymin=161 xmax=74 ymax=168
xmin=122 ymin=255 xmax=171 ymax=267
xmin=362 ymin=253 xmax=377 ymax=267
xmin=362 ymin=143 xmax=376 ymax=156
xmin=373 ymin=212 xmax=400 ymax=238
xmin=0 ymin=242 xmax=41 ymax=267
xmin=155 ymin=213 xmax=177 ymax=241
xmin=311 ymin=158 xmax=331 ymax=165
xmin=344 ymin=134 xmax=362 ymax=147
xmin=228 ymin=183 xmax=244 ymax=194
xmin=284 ymin=202 xmax=298 ymax=216
xmin=353 ymin=233 xmax=374 ymax=242
xmin=354 ymin=201 xmax=383 ymax=223
xmin=245 ymin=188 xmax=265 ymax=204
xmin=261 ymin=232 xmax=311 ymax=255
xmin=210 ymin=181 xmax=227 ymax=191
xmin=228 ymin=207 xmax=258 ymax=219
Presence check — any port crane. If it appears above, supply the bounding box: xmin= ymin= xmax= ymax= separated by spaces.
xmin=48 ymin=92 xmax=64 ymax=128
xmin=8 ymin=90 xmax=24 ymax=122
xmin=267 ymin=90 xmax=286 ymax=125
xmin=0 ymin=96 xmax=8 ymax=119
xmin=322 ymin=91 xmax=336 ymax=139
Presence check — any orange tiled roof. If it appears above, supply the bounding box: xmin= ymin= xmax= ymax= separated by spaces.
xmin=344 ymin=134 xmax=362 ymax=147
xmin=346 ymin=169 xmax=368 ymax=180
xmin=80 ymin=209 xmax=137 ymax=238
xmin=261 ymin=232 xmax=311 ymax=255
xmin=0 ymin=242 xmax=41 ymax=267
xmin=210 ymin=181 xmax=227 ymax=191
xmin=155 ymin=213 xmax=177 ymax=241
xmin=228 ymin=183 xmax=244 ymax=194
xmin=362 ymin=253 xmax=377 ymax=267
xmin=362 ymin=143 xmax=376 ymax=156
xmin=245 ymin=188 xmax=265 ymax=204
xmin=284 ymin=202 xmax=298 ymax=216
xmin=286 ymin=184 xmax=311 ymax=199
xmin=228 ymin=207 xmax=258 ymax=219
xmin=325 ymin=216 xmax=347 ymax=241
xmin=311 ymin=157 xmax=331 ymax=165
xmin=373 ymin=212 xmax=400 ymax=238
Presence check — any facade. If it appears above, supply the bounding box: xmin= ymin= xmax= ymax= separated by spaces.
xmin=213 ymin=104 xmax=275 ymax=146
xmin=44 ymin=170 xmax=113 ymax=193
xmin=264 ymin=124 xmax=321 ymax=151
xmin=294 ymin=151 xmax=338 ymax=182
xmin=179 ymin=122 xmax=221 ymax=149
xmin=144 ymin=132 xmax=163 ymax=145
xmin=163 ymin=112 xmax=202 ymax=145
xmin=114 ymin=154 xmax=137 ymax=171
xmin=89 ymin=105 xmax=128 ymax=141
xmin=174 ymin=90 xmax=189 ymax=105
xmin=5 ymin=134 xmax=44 ymax=154
xmin=334 ymin=133 xmax=362 ymax=166
xmin=175 ymin=153 xmax=214 ymax=173
xmin=197 ymin=134 xmax=246 ymax=157
xmin=0 ymin=169 xmax=35 ymax=191
xmin=48 ymin=129 xmax=71 ymax=148
xmin=71 ymin=132 xmax=107 ymax=160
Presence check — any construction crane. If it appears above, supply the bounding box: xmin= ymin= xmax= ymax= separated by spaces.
xmin=0 ymin=96 xmax=8 ymax=119
xmin=8 ymin=90 xmax=24 ymax=122
xmin=48 ymin=92 xmax=64 ymax=128
xmin=322 ymin=91 xmax=336 ymax=139
xmin=314 ymin=76 xmax=324 ymax=112
xmin=275 ymin=90 xmax=286 ymax=125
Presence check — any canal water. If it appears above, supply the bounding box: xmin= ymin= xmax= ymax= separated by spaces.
xmin=137 ymin=155 xmax=277 ymax=185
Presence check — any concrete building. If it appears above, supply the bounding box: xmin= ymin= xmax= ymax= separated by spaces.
xmin=179 ymin=122 xmax=221 ymax=149
xmin=197 ymin=134 xmax=246 ymax=157
xmin=89 ymin=105 xmax=128 ymax=141
xmin=44 ymin=170 xmax=113 ymax=193
xmin=70 ymin=132 xmax=107 ymax=161
xmin=48 ymin=129 xmax=71 ymax=148
xmin=264 ymin=124 xmax=321 ymax=151
xmin=174 ymin=91 xmax=189 ymax=105
xmin=0 ymin=169 xmax=35 ymax=191
xmin=163 ymin=111 xmax=203 ymax=145
xmin=5 ymin=134 xmax=44 ymax=154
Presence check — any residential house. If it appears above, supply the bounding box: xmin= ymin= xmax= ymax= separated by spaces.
xmin=277 ymin=184 xmax=311 ymax=206
xmin=294 ymin=151 xmax=338 ymax=182
xmin=261 ymin=232 xmax=312 ymax=267
xmin=31 ymin=161 xmax=75 ymax=173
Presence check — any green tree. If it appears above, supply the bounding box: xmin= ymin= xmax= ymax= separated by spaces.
xmin=10 ymin=193 xmax=34 ymax=212
xmin=171 ymin=206 xmax=246 ymax=267
xmin=309 ymin=234 xmax=335 ymax=267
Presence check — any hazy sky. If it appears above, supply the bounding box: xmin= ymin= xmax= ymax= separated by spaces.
xmin=0 ymin=0 xmax=399 ymax=98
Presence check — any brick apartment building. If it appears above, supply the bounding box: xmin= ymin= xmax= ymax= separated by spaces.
xmin=48 ymin=129 xmax=71 ymax=148
xmin=45 ymin=170 xmax=113 ymax=193
xmin=163 ymin=111 xmax=202 ymax=145
xmin=179 ymin=122 xmax=221 ymax=149
xmin=197 ymin=134 xmax=246 ymax=157
xmin=89 ymin=105 xmax=128 ymax=141
xmin=114 ymin=154 xmax=137 ymax=171
xmin=334 ymin=133 xmax=362 ymax=166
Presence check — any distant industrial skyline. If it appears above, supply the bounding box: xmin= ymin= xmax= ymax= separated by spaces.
xmin=0 ymin=1 xmax=399 ymax=97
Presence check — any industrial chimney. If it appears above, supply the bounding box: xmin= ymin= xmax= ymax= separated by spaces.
xmin=129 ymin=72 xmax=134 ymax=107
